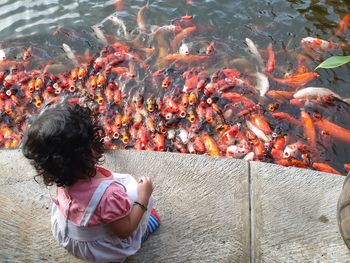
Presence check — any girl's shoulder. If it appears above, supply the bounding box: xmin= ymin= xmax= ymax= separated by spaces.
xmin=90 ymin=179 xmax=132 ymax=225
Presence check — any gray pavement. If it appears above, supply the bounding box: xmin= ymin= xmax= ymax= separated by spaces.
xmin=0 ymin=149 xmax=348 ymax=262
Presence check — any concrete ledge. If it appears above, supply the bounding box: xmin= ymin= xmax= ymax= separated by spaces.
xmin=0 ymin=150 xmax=249 ymax=262
xmin=0 ymin=150 xmax=348 ymax=262
xmin=251 ymin=161 xmax=350 ymax=262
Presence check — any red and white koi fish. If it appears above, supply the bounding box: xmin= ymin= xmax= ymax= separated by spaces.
xmin=226 ymin=143 xmax=250 ymax=159
xmin=246 ymin=120 xmax=270 ymax=142
xmin=301 ymin=37 xmax=344 ymax=52
xmin=171 ymin=26 xmax=197 ymax=51
xmin=293 ymin=87 xmax=341 ymax=99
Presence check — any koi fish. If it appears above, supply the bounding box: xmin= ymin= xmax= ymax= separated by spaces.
xmin=301 ymin=37 xmax=344 ymax=52
xmin=276 ymin=158 xmax=308 ymax=168
xmin=266 ymin=90 xmax=295 ymax=100
xmin=183 ymin=75 xmax=198 ymax=93
xmin=136 ymin=3 xmax=148 ymax=32
xmin=335 ymin=13 xmax=350 ymax=36
xmin=266 ymin=43 xmax=275 ymax=73
xmin=202 ymin=134 xmax=220 ymax=157
xmin=254 ymin=72 xmax=269 ymax=96
xmin=153 ymin=133 xmax=165 ymax=151
xmin=313 ymin=116 xmax=350 ymax=143
xmin=171 ymin=26 xmax=197 ymax=52
xmin=250 ymin=114 xmax=271 ymax=134
xmin=344 ymin=163 xmax=350 ymax=173
xmin=91 ymin=25 xmax=108 ymax=46
xmin=226 ymin=143 xmax=250 ymax=158
xmin=179 ymin=43 xmax=190 ymax=55
xmin=293 ymin=87 xmax=341 ymax=99
xmin=245 ymin=38 xmax=263 ymax=68
xmin=0 ymin=49 xmax=6 ymax=61
xmin=164 ymin=54 xmax=209 ymax=63
xmin=268 ymin=72 xmax=319 ymax=87
xmin=62 ymin=43 xmax=78 ymax=65
xmin=108 ymin=15 xmax=129 ymax=38
xmin=246 ymin=120 xmax=270 ymax=142
xmin=300 ymin=111 xmax=316 ymax=149
xmin=312 ymin=162 xmax=342 ymax=175
xmin=114 ymin=0 xmax=124 ymax=11
xmin=272 ymin=112 xmax=302 ymax=126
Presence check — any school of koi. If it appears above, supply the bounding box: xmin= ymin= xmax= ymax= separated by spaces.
xmin=0 ymin=5 xmax=349 ymax=175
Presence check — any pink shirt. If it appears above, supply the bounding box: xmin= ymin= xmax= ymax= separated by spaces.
xmin=55 ymin=166 xmax=131 ymax=226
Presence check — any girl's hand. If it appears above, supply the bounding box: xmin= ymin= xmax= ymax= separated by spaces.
xmin=137 ymin=176 xmax=153 ymax=204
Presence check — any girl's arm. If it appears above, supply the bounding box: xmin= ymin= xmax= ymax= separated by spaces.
xmin=109 ymin=176 xmax=153 ymax=239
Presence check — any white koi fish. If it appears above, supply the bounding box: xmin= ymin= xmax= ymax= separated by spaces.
xmin=246 ymin=120 xmax=270 ymax=142
xmin=108 ymin=15 xmax=129 ymax=38
xmin=62 ymin=43 xmax=78 ymax=65
xmin=243 ymin=151 xmax=255 ymax=161
xmin=293 ymin=87 xmax=341 ymax=99
xmin=179 ymin=43 xmax=190 ymax=55
xmin=245 ymin=37 xmax=263 ymax=68
xmin=255 ymin=72 xmax=269 ymax=96
xmin=0 ymin=49 xmax=6 ymax=61
xmin=91 ymin=25 xmax=108 ymax=46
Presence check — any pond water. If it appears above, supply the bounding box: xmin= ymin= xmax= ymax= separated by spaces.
xmin=0 ymin=0 xmax=349 ymax=175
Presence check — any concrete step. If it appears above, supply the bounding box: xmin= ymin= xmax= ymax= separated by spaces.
xmin=0 ymin=150 xmax=348 ymax=262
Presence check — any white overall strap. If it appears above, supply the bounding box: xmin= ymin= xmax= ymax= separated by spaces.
xmin=80 ymin=180 xmax=115 ymax=227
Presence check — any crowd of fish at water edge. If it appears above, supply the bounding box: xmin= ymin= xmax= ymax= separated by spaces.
xmin=0 ymin=4 xmax=349 ymax=176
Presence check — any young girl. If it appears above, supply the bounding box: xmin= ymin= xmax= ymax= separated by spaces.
xmin=22 ymin=102 xmax=160 ymax=262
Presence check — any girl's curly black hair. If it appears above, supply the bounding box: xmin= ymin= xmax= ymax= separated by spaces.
xmin=22 ymin=103 xmax=105 ymax=187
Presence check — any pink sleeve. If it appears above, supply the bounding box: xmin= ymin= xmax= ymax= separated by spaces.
xmin=97 ymin=183 xmax=131 ymax=224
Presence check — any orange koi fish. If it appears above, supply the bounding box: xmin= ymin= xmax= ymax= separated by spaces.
xmin=153 ymin=133 xmax=165 ymax=151
xmin=273 ymin=136 xmax=286 ymax=151
xmin=164 ymin=53 xmax=209 ymax=63
xmin=182 ymin=74 xmax=199 ymax=92
xmin=250 ymin=114 xmax=271 ymax=135
xmin=202 ymin=134 xmax=220 ymax=157
xmin=114 ymin=0 xmax=124 ymax=11
xmin=344 ymin=163 xmax=350 ymax=173
xmin=272 ymin=112 xmax=302 ymax=126
xmin=171 ymin=26 xmax=197 ymax=51
xmin=145 ymin=115 xmax=155 ymax=133
xmin=276 ymin=158 xmax=308 ymax=168
xmin=268 ymin=72 xmax=319 ymax=87
xmin=335 ymin=13 xmax=350 ymax=36
xmin=301 ymin=37 xmax=344 ymax=52
xmin=312 ymin=162 xmax=342 ymax=175
xmin=266 ymin=90 xmax=293 ymax=100
xmin=301 ymin=111 xmax=316 ymax=149
xmin=266 ymin=43 xmax=275 ymax=73
xmin=313 ymin=116 xmax=350 ymax=143
xmin=221 ymin=92 xmax=256 ymax=108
